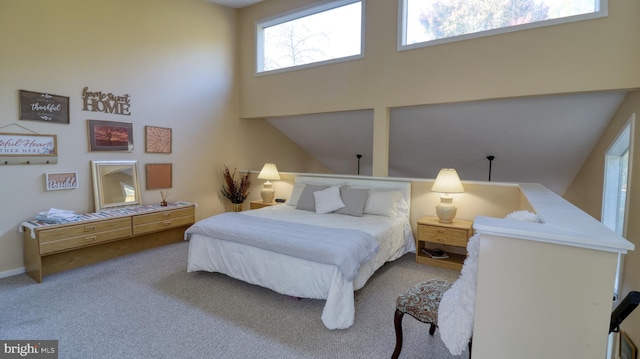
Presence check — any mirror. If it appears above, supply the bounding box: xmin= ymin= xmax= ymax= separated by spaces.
xmin=91 ymin=160 xmax=141 ymax=212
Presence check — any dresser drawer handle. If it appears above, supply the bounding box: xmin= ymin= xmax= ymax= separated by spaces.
xmin=84 ymin=225 xmax=96 ymax=232
xmin=437 ymin=229 xmax=446 ymax=233
xmin=163 ymin=220 xmax=172 ymax=226
xmin=436 ymin=237 xmax=446 ymax=242
xmin=162 ymin=213 xmax=171 ymax=218
xmin=85 ymin=236 xmax=97 ymax=242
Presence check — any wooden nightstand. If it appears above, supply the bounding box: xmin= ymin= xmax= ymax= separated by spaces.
xmin=416 ymin=216 xmax=473 ymax=271
xmin=249 ymin=200 xmax=281 ymax=209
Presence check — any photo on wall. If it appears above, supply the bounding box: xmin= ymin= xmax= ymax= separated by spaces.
xmin=87 ymin=119 xmax=133 ymax=152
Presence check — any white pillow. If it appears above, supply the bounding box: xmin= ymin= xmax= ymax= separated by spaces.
xmin=313 ymin=186 xmax=345 ymax=214
xmin=364 ymin=190 xmax=401 ymax=216
xmin=288 ymin=183 xmax=306 ymax=206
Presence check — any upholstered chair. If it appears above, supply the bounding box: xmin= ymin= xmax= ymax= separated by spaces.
xmin=391 ymin=278 xmax=471 ymax=359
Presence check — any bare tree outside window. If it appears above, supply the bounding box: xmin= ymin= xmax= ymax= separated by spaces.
xmin=259 ymin=1 xmax=362 ymax=73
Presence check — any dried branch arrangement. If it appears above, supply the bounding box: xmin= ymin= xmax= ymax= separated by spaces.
xmin=221 ymin=165 xmax=251 ymax=204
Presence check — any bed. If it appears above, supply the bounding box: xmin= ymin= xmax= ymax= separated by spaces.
xmin=185 ymin=175 xmax=415 ymax=329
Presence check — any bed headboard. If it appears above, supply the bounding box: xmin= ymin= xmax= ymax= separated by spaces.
xmin=294 ymin=175 xmax=411 ymax=217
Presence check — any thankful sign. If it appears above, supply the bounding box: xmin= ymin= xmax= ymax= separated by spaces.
xmin=81 ymin=87 xmax=131 ymax=116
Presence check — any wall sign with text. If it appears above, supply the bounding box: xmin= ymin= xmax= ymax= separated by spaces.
xmin=0 ymin=133 xmax=58 ymax=165
xmin=81 ymin=87 xmax=131 ymax=116
xmin=45 ymin=171 xmax=78 ymax=191
xmin=19 ymin=90 xmax=70 ymax=124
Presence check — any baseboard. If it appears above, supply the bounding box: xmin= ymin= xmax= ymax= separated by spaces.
xmin=0 ymin=267 xmax=26 ymax=279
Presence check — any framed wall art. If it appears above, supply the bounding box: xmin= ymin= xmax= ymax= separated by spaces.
xmin=87 ymin=119 xmax=133 ymax=152
xmin=19 ymin=90 xmax=70 ymax=124
xmin=145 ymin=163 xmax=172 ymax=190
xmin=0 ymin=132 xmax=57 ymax=165
xmin=145 ymin=126 xmax=172 ymax=153
xmin=45 ymin=171 xmax=78 ymax=191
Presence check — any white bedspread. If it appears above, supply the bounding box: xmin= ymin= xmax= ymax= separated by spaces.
xmin=185 ymin=212 xmax=379 ymax=281
xmin=187 ymin=204 xmax=415 ymax=329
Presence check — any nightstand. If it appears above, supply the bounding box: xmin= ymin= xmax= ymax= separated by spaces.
xmin=249 ymin=200 xmax=281 ymax=209
xmin=416 ymin=216 xmax=473 ymax=271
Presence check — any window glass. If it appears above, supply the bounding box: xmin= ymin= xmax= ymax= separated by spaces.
xmin=257 ymin=1 xmax=362 ymax=74
xmin=400 ymin=0 xmax=606 ymax=48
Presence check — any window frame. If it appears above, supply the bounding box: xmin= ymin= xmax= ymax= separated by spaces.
xmin=397 ymin=0 xmax=608 ymax=51
xmin=255 ymin=0 xmax=365 ymax=76
xmin=602 ymin=114 xmax=635 ymax=300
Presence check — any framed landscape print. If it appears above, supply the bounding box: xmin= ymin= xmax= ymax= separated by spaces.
xmin=145 ymin=126 xmax=172 ymax=153
xmin=87 ymin=120 xmax=133 ymax=152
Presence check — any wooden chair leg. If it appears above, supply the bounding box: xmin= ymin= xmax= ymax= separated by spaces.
xmin=429 ymin=323 xmax=436 ymax=336
xmin=392 ymin=309 xmax=404 ymax=359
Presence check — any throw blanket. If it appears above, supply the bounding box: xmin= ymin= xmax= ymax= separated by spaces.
xmin=184 ymin=212 xmax=379 ymax=281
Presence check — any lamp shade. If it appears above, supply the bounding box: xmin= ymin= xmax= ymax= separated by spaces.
xmin=431 ymin=168 xmax=465 ymax=194
xmin=258 ymin=163 xmax=280 ymax=181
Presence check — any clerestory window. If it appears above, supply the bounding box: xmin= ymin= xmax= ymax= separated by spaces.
xmin=256 ymin=0 xmax=363 ymax=74
xmin=399 ymin=0 xmax=607 ymax=50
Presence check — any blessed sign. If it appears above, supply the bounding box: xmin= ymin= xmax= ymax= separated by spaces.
xmin=19 ymin=90 xmax=70 ymax=124
xmin=81 ymin=87 xmax=131 ymax=116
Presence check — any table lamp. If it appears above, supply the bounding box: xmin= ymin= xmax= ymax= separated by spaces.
xmin=258 ymin=163 xmax=280 ymax=203
xmin=431 ymin=168 xmax=465 ymax=223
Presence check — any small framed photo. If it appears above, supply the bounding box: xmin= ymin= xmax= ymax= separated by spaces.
xmin=87 ymin=119 xmax=133 ymax=152
xmin=622 ymin=331 xmax=637 ymax=359
xmin=145 ymin=126 xmax=172 ymax=153
xmin=45 ymin=171 xmax=78 ymax=191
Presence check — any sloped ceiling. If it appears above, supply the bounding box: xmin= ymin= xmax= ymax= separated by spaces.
xmin=267 ymin=91 xmax=626 ymax=194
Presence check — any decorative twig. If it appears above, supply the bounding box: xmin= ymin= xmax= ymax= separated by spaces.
xmin=221 ymin=165 xmax=251 ymax=204
xmin=161 ymin=190 xmax=170 ymax=202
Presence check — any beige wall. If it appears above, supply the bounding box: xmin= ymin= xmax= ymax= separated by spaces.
xmin=565 ymin=91 xmax=640 ymax=343
xmin=238 ymin=0 xmax=640 ymax=118
xmin=0 ymin=0 xmax=327 ymax=275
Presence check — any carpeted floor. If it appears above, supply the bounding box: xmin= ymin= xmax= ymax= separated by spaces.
xmin=0 ymin=241 xmax=467 ymax=358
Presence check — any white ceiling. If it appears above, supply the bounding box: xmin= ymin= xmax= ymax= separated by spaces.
xmin=267 ymin=91 xmax=627 ymax=194
xmin=205 ymin=0 xmax=263 ymax=8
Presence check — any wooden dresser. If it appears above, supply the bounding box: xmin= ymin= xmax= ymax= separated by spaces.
xmin=22 ymin=202 xmax=195 ymax=283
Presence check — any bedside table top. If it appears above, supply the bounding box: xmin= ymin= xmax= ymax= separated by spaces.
xmin=417 ymin=216 xmax=473 ymax=229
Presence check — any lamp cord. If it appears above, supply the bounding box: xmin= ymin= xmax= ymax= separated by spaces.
xmin=356 ymin=154 xmax=362 ymax=175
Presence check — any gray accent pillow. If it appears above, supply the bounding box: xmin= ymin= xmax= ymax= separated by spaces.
xmin=295 ymin=184 xmax=329 ymax=211
xmin=335 ymin=187 xmax=370 ymax=217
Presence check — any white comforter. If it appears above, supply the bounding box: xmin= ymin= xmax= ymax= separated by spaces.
xmin=186 ymin=204 xmax=415 ymax=329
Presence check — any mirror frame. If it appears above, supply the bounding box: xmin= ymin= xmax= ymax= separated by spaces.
xmin=91 ymin=160 xmax=141 ymax=212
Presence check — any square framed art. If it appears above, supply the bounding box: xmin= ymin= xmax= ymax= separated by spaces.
xmin=145 ymin=126 xmax=172 ymax=153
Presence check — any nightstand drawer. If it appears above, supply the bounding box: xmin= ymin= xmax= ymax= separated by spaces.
xmin=418 ymin=226 xmax=469 ymax=247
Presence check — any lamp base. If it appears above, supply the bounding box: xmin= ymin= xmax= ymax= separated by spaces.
xmin=261 ymin=182 xmax=275 ymax=203
xmin=435 ymin=195 xmax=457 ymax=223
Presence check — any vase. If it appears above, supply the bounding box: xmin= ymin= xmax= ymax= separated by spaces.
xmin=231 ymin=203 xmax=242 ymax=212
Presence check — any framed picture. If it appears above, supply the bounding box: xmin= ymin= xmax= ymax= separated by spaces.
xmin=0 ymin=133 xmax=57 ymax=165
xmin=145 ymin=126 xmax=172 ymax=153
xmin=622 ymin=331 xmax=637 ymax=359
xmin=19 ymin=90 xmax=70 ymax=124
xmin=87 ymin=120 xmax=133 ymax=152
xmin=146 ymin=163 xmax=172 ymax=190
xmin=45 ymin=171 xmax=78 ymax=191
